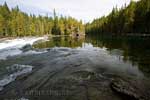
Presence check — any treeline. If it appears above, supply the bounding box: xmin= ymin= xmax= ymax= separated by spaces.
xmin=0 ymin=2 xmax=84 ymax=37
xmin=86 ymin=0 xmax=150 ymax=35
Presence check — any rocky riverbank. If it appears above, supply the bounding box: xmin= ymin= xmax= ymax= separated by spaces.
xmin=0 ymin=46 xmax=150 ymax=100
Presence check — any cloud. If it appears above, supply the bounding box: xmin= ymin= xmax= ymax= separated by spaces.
xmin=0 ymin=0 xmax=137 ymax=22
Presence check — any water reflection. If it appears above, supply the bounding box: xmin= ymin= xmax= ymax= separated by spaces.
xmin=33 ymin=35 xmax=150 ymax=77
xmin=33 ymin=36 xmax=85 ymax=49
xmin=86 ymin=34 xmax=150 ymax=77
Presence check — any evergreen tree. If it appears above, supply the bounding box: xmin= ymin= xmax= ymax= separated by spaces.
xmin=0 ymin=3 xmax=84 ymax=37
xmin=86 ymin=0 xmax=150 ymax=35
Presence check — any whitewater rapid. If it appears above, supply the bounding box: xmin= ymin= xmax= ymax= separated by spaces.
xmin=0 ymin=36 xmax=47 ymax=60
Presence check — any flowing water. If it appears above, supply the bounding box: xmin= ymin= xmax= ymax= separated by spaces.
xmin=0 ymin=35 xmax=150 ymax=100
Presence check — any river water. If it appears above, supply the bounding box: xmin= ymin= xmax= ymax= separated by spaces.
xmin=0 ymin=35 xmax=150 ymax=100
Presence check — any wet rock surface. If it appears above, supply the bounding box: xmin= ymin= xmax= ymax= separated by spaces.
xmin=111 ymin=78 xmax=150 ymax=100
xmin=21 ymin=44 xmax=33 ymax=52
xmin=0 ymin=48 xmax=150 ymax=100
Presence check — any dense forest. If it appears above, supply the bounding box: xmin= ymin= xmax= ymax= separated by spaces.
xmin=0 ymin=2 xmax=84 ymax=37
xmin=86 ymin=0 xmax=150 ymax=35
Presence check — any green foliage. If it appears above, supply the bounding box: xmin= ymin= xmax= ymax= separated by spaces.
xmin=86 ymin=0 xmax=150 ymax=35
xmin=0 ymin=3 xmax=84 ymax=37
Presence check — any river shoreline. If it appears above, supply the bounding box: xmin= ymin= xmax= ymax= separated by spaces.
xmin=0 ymin=36 xmax=150 ymax=100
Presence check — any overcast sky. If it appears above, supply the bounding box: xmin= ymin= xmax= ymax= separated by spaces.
xmin=0 ymin=0 xmax=139 ymax=22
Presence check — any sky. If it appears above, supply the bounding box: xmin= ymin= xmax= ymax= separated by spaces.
xmin=0 ymin=0 xmax=139 ymax=23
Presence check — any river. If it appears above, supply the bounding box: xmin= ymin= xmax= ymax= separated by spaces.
xmin=0 ymin=35 xmax=150 ymax=100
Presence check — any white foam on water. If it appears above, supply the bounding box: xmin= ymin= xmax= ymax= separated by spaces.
xmin=0 ymin=37 xmax=46 ymax=50
xmin=0 ymin=64 xmax=33 ymax=91
xmin=0 ymin=36 xmax=47 ymax=60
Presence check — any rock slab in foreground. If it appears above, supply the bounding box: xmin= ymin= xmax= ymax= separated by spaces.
xmin=111 ymin=78 xmax=150 ymax=100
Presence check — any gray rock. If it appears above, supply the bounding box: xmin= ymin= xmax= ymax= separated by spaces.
xmin=21 ymin=44 xmax=32 ymax=52
xmin=111 ymin=78 xmax=150 ymax=100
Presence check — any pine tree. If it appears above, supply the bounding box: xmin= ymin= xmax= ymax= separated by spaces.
xmin=0 ymin=3 xmax=84 ymax=37
xmin=86 ymin=0 xmax=150 ymax=35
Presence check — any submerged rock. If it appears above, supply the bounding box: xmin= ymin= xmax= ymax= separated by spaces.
xmin=21 ymin=44 xmax=32 ymax=52
xmin=0 ymin=64 xmax=33 ymax=91
xmin=111 ymin=78 xmax=150 ymax=100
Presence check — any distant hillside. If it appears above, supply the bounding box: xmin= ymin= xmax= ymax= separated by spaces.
xmin=86 ymin=0 xmax=150 ymax=35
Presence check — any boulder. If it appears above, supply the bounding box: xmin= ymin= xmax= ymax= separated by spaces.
xmin=21 ymin=44 xmax=32 ymax=52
